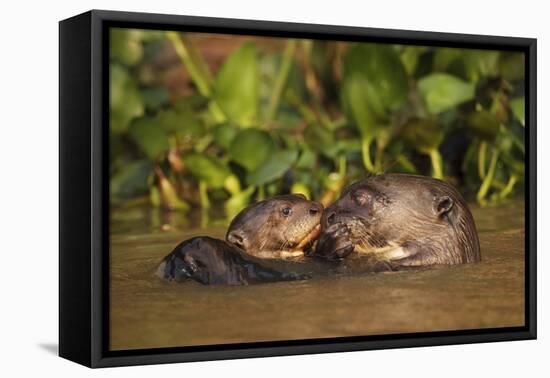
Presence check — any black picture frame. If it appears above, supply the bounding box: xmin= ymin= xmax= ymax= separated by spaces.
xmin=59 ymin=9 xmax=537 ymax=368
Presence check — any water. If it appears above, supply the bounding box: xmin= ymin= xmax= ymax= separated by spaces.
xmin=109 ymin=202 xmax=525 ymax=350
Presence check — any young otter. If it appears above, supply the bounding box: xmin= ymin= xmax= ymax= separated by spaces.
xmin=157 ymin=194 xmax=323 ymax=285
xmin=226 ymin=194 xmax=322 ymax=259
xmin=315 ymin=174 xmax=480 ymax=267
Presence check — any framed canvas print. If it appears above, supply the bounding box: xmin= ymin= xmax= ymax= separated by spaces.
xmin=59 ymin=10 xmax=536 ymax=368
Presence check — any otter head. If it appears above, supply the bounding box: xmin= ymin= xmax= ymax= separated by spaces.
xmin=226 ymin=194 xmax=323 ymax=259
xmin=317 ymin=174 xmax=480 ymax=266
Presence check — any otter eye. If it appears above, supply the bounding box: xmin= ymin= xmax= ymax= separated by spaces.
xmin=281 ymin=207 xmax=292 ymax=217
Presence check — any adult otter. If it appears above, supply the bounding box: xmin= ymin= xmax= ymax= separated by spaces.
xmin=157 ymin=194 xmax=323 ymax=285
xmin=315 ymin=174 xmax=480 ymax=267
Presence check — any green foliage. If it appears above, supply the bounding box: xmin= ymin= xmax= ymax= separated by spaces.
xmin=466 ymin=110 xmax=500 ymax=142
xmin=344 ymin=44 xmax=408 ymax=110
xmin=342 ymin=75 xmax=385 ymax=140
xmin=213 ymin=42 xmax=259 ymax=127
xmin=183 ymin=154 xmax=230 ymax=189
xmin=418 ymin=73 xmax=475 ymax=114
xmin=510 ymin=97 xmax=525 ymax=126
xmin=109 ymin=29 xmax=526 ymax=215
xmin=401 ymin=119 xmax=444 ymax=153
xmin=247 ymin=150 xmax=298 ymax=186
xmin=128 ymin=118 xmax=170 ymax=160
xmin=110 ymin=159 xmax=152 ymax=202
xmin=229 ymin=129 xmax=275 ymax=171
xmin=156 ymin=108 xmax=204 ymax=139
xmin=110 ymin=64 xmax=144 ymax=133
xmin=110 ymin=28 xmax=144 ymax=66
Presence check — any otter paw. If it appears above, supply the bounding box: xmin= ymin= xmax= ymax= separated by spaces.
xmin=315 ymin=223 xmax=355 ymax=261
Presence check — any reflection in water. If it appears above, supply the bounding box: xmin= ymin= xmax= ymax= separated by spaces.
xmin=109 ymin=202 xmax=525 ymax=350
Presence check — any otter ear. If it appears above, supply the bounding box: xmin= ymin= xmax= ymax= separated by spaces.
xmin=227 ymin=230 xmax=248 ymax=250
xmin=435 ymin=195 xmax=454 ymax=219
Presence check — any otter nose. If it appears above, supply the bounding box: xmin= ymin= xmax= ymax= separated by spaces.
xmin=309 ymin=204 xmax=321 ymax=216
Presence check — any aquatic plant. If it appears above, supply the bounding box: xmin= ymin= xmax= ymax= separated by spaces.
xmin=109 ymin=28 xmax=525 ymax=215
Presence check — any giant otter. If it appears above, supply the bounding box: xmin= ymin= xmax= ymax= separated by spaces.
xmin=315 ymin=174 xmax=480 ymax=267
xmin=226 ymin=194 xmax=322 ymax=259
xmin=157 ymin=237 xmax=309 ymax=285
xmin=157 ymin=194 xmax=323 ymax=285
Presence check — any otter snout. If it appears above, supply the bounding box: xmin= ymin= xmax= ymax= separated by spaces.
xmin=322 ymin=205 xmax=352 ymax=230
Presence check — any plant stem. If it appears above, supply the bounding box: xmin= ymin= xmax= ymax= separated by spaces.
xmin=478 ymin=141 xmax=487 ymax=179
xmin=361 ymin=138 xmax=375 ymax=173
xmin=477 ymin=148 xmax=499 ymax=204
xmin=257 ymin=185 xmax=265 ymax=201
xmin=199 ymin=180 xmax=210 ymax=209
xmin=498 ymin=174 xmax=517 ymax=200
xmin=285 ymin=90 xmax=318 ymax=125
xmin=200 ymin=208 xmax=209 ymax=229
xmin=155 ymin=166 xmax=189 ymax=211
xmin=179 ymin=34 xmax=213 ymax=84
xmin=166 ymin=31 xmax=211 ymax=96
xmin=429 ymin=149 xmax=444 ymax=179
xmin=338 ymin=155 xmax=347 ymax=177
xmin=266 ymin=40 xmax=297 ymax=123
xmin=166 ymin=31 xmax=226 ymax=123
xmin=374 ymin=141 xmax=384 ymax=173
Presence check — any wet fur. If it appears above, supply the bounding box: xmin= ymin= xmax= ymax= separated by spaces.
xmin=316 ymin=174 xmax=481 ymax=267
xmin=157 ymin=237 xmax=308 ymax=285
xmin=158 ymin=195 xmax=322 ymax=285
xmin=226 ymin=194 xmax=322 ymax=258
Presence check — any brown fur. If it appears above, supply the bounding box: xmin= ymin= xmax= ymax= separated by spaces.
xmin=226 ymin=194 xmax=322 ymax=259
xmin=317 ymin=174 xmax=481 ymax=266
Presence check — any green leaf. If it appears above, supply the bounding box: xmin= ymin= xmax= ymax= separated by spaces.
xmin=212 ymin=124 xmax=238 ymax=149
xmin=466 ymin=110 xmax=500 ymax=141
xmin=499 ymin=52 xmax=525 ymax=81
xmin=510 ymin=97 xmax=525 ymax=126
xmin=110 ymin=28 xmax=143 ymax=66
xmin=304 ymin=124 xmax=335 ymax=155
xmin=183 ymin=153 xmax=231 ymax=188
xmin=401 ymin=118 xmax=444 ymax=153
xmin=290 ymin=182 xmax=311 ymax=199
xmin=140 ymin=87 xmax=169 ymax=110
xmin=110 ymin=64 xmax=144 ymax=133
xmin=228 ymin=129 xmax=274 ymax=171
xmin=463 ymin=50 xmax=500 ymax=82
xmin=156 ymin=108 xmax=204 ymax=138
xmin=225 ymin=186 xmax=255 ymax=219
xmin=418 ymin=73 xmax=475 ymax=114
xmin=433 ymin=48 xmax=462 ymax=72
xmin=296 ymin=148 xmax=316 ymax=169
xmin=110 ymin=160 xmax=152 ymax=200
xmin=400 ymin=46 xmax=428 ymax=75
xmin=128 ymin=117 xmax=170 ymax=160
xmin=247 ymin=150 xmax=298 ymax=186
xmin=341 ymin=74 xmax=386 ymax=140
xmin=344 ymin=44 xmax=409 ymax=110
xmin=214 ymin=42 xmax=259 ymax=127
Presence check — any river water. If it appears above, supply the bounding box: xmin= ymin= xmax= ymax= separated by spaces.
xmin=109 ymin=202 xmax=525 ymax=350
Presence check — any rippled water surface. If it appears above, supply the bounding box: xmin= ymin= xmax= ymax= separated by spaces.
xmin=110 ymin=202 xmax=525 ymax=350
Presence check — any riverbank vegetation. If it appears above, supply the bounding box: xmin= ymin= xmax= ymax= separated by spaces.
xmin=110 ymin=28 xmax=525 ymax=217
